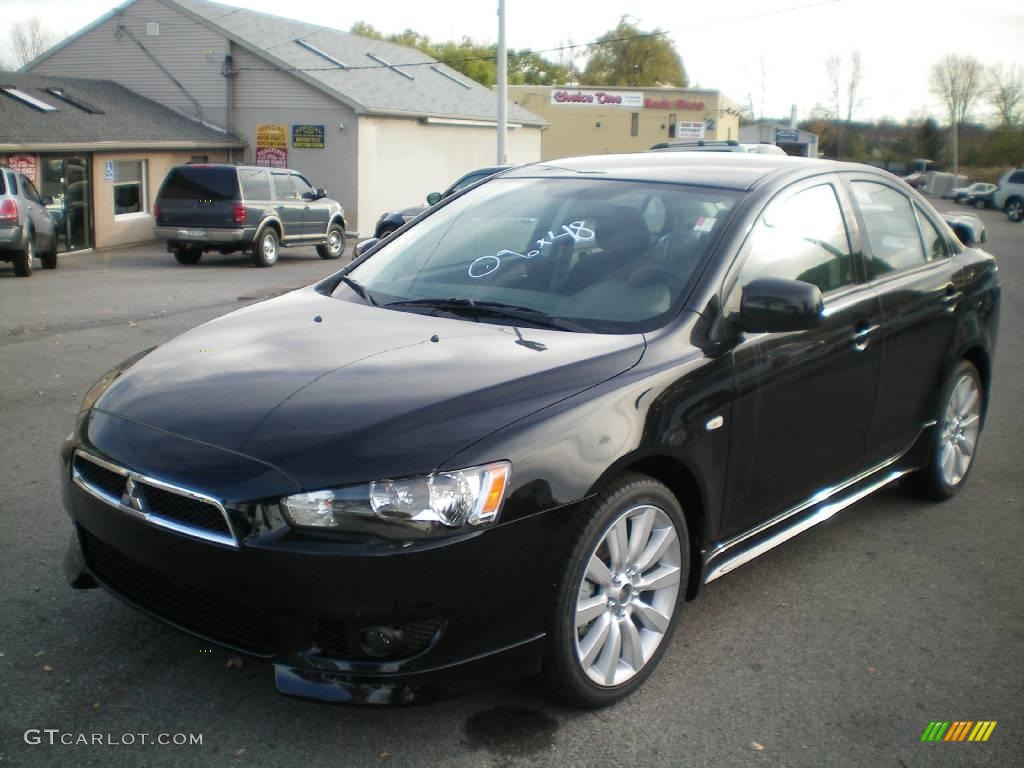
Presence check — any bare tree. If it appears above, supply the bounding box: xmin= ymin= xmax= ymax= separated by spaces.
xmin=823 ymin=50 xmax=863 ymax=159
xmin=987 ymin=63 xmax=1023 ymax=127
xmin=929 ymin=54 xmax=984 ymax=178
xmin=10 ymin=17 xmax=57 ymax=68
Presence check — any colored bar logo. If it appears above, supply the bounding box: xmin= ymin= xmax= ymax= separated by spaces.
xmin=921 ymin=721 xmax=997 ymax=742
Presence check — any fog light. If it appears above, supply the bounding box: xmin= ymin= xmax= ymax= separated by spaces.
xmin=359 ymin=626 xmax=404 ymax=658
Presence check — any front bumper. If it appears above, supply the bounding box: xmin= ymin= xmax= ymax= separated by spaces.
xmin=60 ymin=433 xmax=576 ymax=703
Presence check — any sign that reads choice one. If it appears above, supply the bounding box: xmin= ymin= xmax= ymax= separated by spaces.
xmin=256 ymin=124 xmax=287 ymax=148
xmin=550 ymin=89 xmax=644 ymax=108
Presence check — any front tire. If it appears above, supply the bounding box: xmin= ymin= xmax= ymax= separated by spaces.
xmin=903 ymin=360 xmax=983 ymax=501
xmin=317 ymin=223 xmax=345 ymax=259
xmin=13 ymin=234 xmax=34 ymax=277
xmin=251 ymin=226 xmax=279 ymax=268
xmin=543 ymin=473 xmax=689 ymax=708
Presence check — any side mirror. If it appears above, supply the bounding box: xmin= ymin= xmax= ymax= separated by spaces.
xmin=425 ymin=192 xmax=442 ymax=206
xmin=740 ymin=277 xmax=824 ymax=333
xmin=316 ymin=188 xmax=327 ymax=200
xmin=353 ymin=238 xmax=380 ymax=258
xmin=301 ymin=191 xmax=316 ymax=201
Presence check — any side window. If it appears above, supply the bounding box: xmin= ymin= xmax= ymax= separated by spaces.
xmin=451 ymin=173 xmax=487 ymax=194
xmin=291 ymin=174 xmax=315 ymax=198
xmin=238 ymin=169 xmax=271 ymax=200
xmin=914 ymin=204 xmax=949 ymax=261
xmin=272 ymin=173 xmax=298 ymax=200
xmin=851 ymin=181 xmax=926 ymax=275
xmin=728 ymin=183 xmax=853 ymax=311
xmin=22 ymin=177 xmax=42 ymax=204
xmin=1008 ymin=171 xmax=1024 ymax=184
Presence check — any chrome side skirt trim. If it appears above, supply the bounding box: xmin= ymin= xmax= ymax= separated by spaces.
xmin=703 ymin=468 xmax=910 ymax=584
xmin=72 ymin=449 xmax=238 ymax=549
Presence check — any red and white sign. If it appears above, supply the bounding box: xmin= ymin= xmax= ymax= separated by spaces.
xmin=550 ymin=89 xmax=644 ymax=108
xmin=8 ymin=154 xmax=37 ymax=181
xmin=255 ymin=147 xmax=287 ymax=168
xmin=644 ymin=97 xmax=706 ymax=111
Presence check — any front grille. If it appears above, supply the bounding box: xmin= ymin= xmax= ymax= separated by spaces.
xmin=73 ymin=452 xmax=234 ymax=545
xmin=80 ymin=527 xmax=274 ymax=654
xmin=313 ymin=617 xmax=443 ymax=660
xmin=73 ymin=455 xmax=125 ymax=498
xmin=142 ymin=484 xmax=231 ymax=537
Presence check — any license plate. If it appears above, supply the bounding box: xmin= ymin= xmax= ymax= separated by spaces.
xmin=178 ymin=229 xmax=206 ymax=239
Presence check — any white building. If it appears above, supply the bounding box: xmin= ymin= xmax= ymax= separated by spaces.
xmin=26 ymin=0 xmax=545 ymax=233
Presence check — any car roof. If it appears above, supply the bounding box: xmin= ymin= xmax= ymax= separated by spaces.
xmin=503 ymin=152 xmax=874 ymax=192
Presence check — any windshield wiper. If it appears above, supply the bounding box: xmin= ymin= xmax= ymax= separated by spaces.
xmin=339 ymin=275 xmax=377 ymax=305
xmin=384 ymin=298 xmax=588 ymax=332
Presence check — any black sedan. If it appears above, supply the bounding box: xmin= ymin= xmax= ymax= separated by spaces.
xmin=61 ymin=153 xmax=1000 ymax=707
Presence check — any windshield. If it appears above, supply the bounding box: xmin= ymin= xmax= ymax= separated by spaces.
xmin=339 ymin=178 xmax=740 ymax=333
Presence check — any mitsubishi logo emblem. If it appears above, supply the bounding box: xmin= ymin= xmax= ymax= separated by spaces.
xmin=122 ymin=477 xmax=144 ymax=512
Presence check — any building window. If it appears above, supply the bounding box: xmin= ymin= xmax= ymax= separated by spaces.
xmin=113 ymin=160 xmax=147 ymax=216
xmin=668 ymin=114 xmax=677 ymax=138
xmin=630 ymin=113 xmax=639 ymax=137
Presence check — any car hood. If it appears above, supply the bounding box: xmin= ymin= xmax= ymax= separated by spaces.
xmin=94 ymin=287 xmax=645 ymax=491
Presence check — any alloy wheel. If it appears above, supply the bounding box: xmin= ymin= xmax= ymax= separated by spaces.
xmin=263 ymin=233 xmax=278 ymax=263
xmin=1008 ymin=200 xmax=1023 ymax=222
xmin=574 ymin=504 xmax=682 ymax=687
xmin=939 ymin=373 xmax=981 ymax=487
xmin=328 ymin=229 xmax=343 ymax=256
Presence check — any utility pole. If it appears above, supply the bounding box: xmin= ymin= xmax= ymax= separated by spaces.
xmin=951 ymin=80 xmax=959 ymax=182
xmin=496 ymin=0 xmax=508 ymax=164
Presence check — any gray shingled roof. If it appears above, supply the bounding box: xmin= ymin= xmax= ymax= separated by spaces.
xmin=0 ymin=72 xmax=246 ymax=151
xmin=168 ymin=0 xmax=545 ymax=125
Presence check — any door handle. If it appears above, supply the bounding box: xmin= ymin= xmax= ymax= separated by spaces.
xmin=852 ymin=323 xmax=879 ymax=352
xmin=943 ymin=285 xmax=963 ymax=313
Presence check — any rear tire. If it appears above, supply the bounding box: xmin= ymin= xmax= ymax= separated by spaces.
xmin=13 ymin=234 xmax=34 ymax=277
xmin=902 ymin=360 xmax=983 ymax=501
xmin=974 ymin=198 xmax=986 ymax=210
xmin=173 ymin=247 xmax=202 ymax=265
xmin=377 ymin=225 xmax=398 ymax=240
xmin=542 ymin=473 xmax=689 ymax=708
xmin=251 ymin=226 xmax=279 ymax=268
xmin=1006 ymin=198 xmax=1024 ymax=223
xmin=317 ymin=222 xmax=345 ymax=259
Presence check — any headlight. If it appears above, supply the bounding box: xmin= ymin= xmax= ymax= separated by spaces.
xmin=281 ymin=461 xmax=510 ymax=535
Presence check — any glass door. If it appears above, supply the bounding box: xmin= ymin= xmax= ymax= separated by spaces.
xmin=38 ymin=155 xmax=92 ymax=252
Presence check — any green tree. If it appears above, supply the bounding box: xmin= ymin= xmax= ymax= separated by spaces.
xmin=348 ymin=22 xmax=568 ymax=88
xmin=581 ymin=17 xmax=687 ymax=87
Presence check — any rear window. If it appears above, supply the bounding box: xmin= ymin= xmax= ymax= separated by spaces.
xmin=158 ymin=166 xmax=238 ymax=201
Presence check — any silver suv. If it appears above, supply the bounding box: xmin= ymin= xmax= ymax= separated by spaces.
xmin=0 ymin=167 xmax=58 ymax=277
xmin=993 ymin=168 xmax=1024 ymax=222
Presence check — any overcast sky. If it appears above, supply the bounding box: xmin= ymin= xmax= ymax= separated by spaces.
xmin=3 ymin=0 xmax=1022 ymax=123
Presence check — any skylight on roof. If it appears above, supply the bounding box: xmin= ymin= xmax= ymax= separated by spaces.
xmin=295 ymin=39 xmax=347 ymax=69
xmin=367 ymin=52 xmax=415 ymax=81
xmin=1 ymin=87 xmax=58 ymax=112
xmin=431 ymin=66 xmax=472 ymax=90
xmin=43 ymin=87 xmax=104 ymax=114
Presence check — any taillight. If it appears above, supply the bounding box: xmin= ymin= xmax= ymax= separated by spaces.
xmin=152 ymin=202 xmax=160 ymax=222
xmin=0 ymin=198 xmax=18 ymax=223
xmin=232 ymin=203 xmax=246 ymax=224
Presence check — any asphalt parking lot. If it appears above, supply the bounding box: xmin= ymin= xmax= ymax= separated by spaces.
xmin=1 ymin=214 xmax=1022 ymax=768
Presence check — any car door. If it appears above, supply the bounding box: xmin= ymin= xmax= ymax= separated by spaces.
xmin=19 ymin=175 xmax=54 ymax=252
xmin=720 ymin=177 xmax=884 ymax=537
xmin=270 ymin=172 xmax=304 ymax=241
xmin=844 ymin=176 xmax=962 ymax=463
xmin=291 ymin=173 xmax=327 ymax=237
